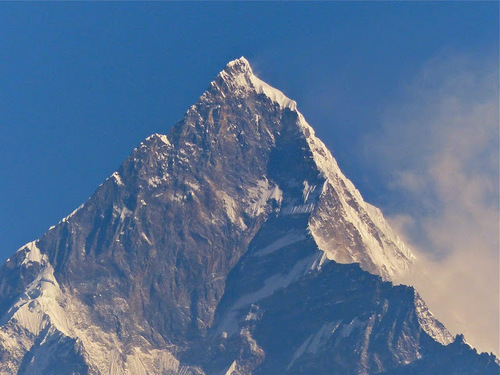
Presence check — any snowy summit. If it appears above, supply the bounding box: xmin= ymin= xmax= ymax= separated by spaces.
xmin=217 ymin=56 xmax=298 ymax=110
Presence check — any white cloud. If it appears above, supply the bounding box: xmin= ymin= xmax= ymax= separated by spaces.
xmin=366 ymin=52 xmax=499 ymax=355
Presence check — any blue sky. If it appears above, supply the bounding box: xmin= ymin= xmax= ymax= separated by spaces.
xmin=1 ymin=2 xmax=498 ymax=353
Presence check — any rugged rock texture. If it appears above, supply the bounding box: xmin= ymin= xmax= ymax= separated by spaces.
xmin=0 ymin=57 xmax=497 ymax=374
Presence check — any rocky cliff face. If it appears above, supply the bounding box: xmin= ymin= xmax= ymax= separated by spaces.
xmin=0 ymin=57 xmax=497 ymax=375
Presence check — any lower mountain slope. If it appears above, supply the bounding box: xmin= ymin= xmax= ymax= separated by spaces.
xmin=193 ymin=214 xmax=496 ymax=375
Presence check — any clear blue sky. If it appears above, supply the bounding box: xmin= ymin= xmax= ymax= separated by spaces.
xmin=0 ymin=2 xmax=498 ymax=263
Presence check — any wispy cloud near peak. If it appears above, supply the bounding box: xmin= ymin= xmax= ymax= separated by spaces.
xmin=366 ymin=51 xmax=499 ymax=355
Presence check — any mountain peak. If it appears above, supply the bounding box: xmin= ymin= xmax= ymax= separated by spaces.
xmin=215 ymin=57 xmax=297 ymax=111
xmin=225 ymin=56 xmax=252 ymax=74
xmin=178 ymin=57 xmax=414 ymax=282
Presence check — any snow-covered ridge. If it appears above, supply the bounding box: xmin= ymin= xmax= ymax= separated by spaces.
xmin=296 ymin=109 xmax=415 ymax=281
xmin=47 ymin=202 xmax=85 ymax=231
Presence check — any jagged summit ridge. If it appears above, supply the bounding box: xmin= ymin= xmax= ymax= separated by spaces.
xmin=215 ymin=56 xmax=298 ymax=110
xmin=224 ymin=56 xmax=252 ymax=74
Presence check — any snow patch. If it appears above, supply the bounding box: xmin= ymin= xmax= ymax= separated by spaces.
xmin=113 ymin=205 xmax=133 ymax=222
xmin=225 ymin=361 xmax=238 ymax=375
xmin=245 ymin=311 xmax=258 ymax=322
xmin=287 ymin=321 xmax=342 ymax=370
xmin=58 ymin=203 xmax=84 ymax=225
xmin=156 ymin=133 xmax=171 ymax=146
xmin=111 ymin=172 xmax=124 ymax=186
xmin=19 ymin=241 xmax=43 ymax=265
xmin=240 ymin=327 xmax=263 ymax=356
xmin=308 ymin=321 xmax=342 ymax=353
xmin=145 ymin=133 xmax=171 ymax=147
xmin=287 ymin=335 xmax=313 ymax=370
xmin=254 ymin=232 xmax=306 ymax=257
xmin=341 ymin=317 xmax=364 ymax=337
xmin=218 ymin=191 xmax=248 ymax=230
xmin=185 ymin=180 xmax=200 ymax=191
xmin=1 ymin=252 xmax=71 ymax=337
xmin=141 ymin=232 xmax=153 ymax=245
xmin=148 ymin=176 xmax=161 ymax=188
xmin=245 ymin=179 xmax=282 ymax=217
xmin=302 ymin=181 xmax=317 ymax=202
xmin=0 ymin=259 xmax=190 ymax=375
